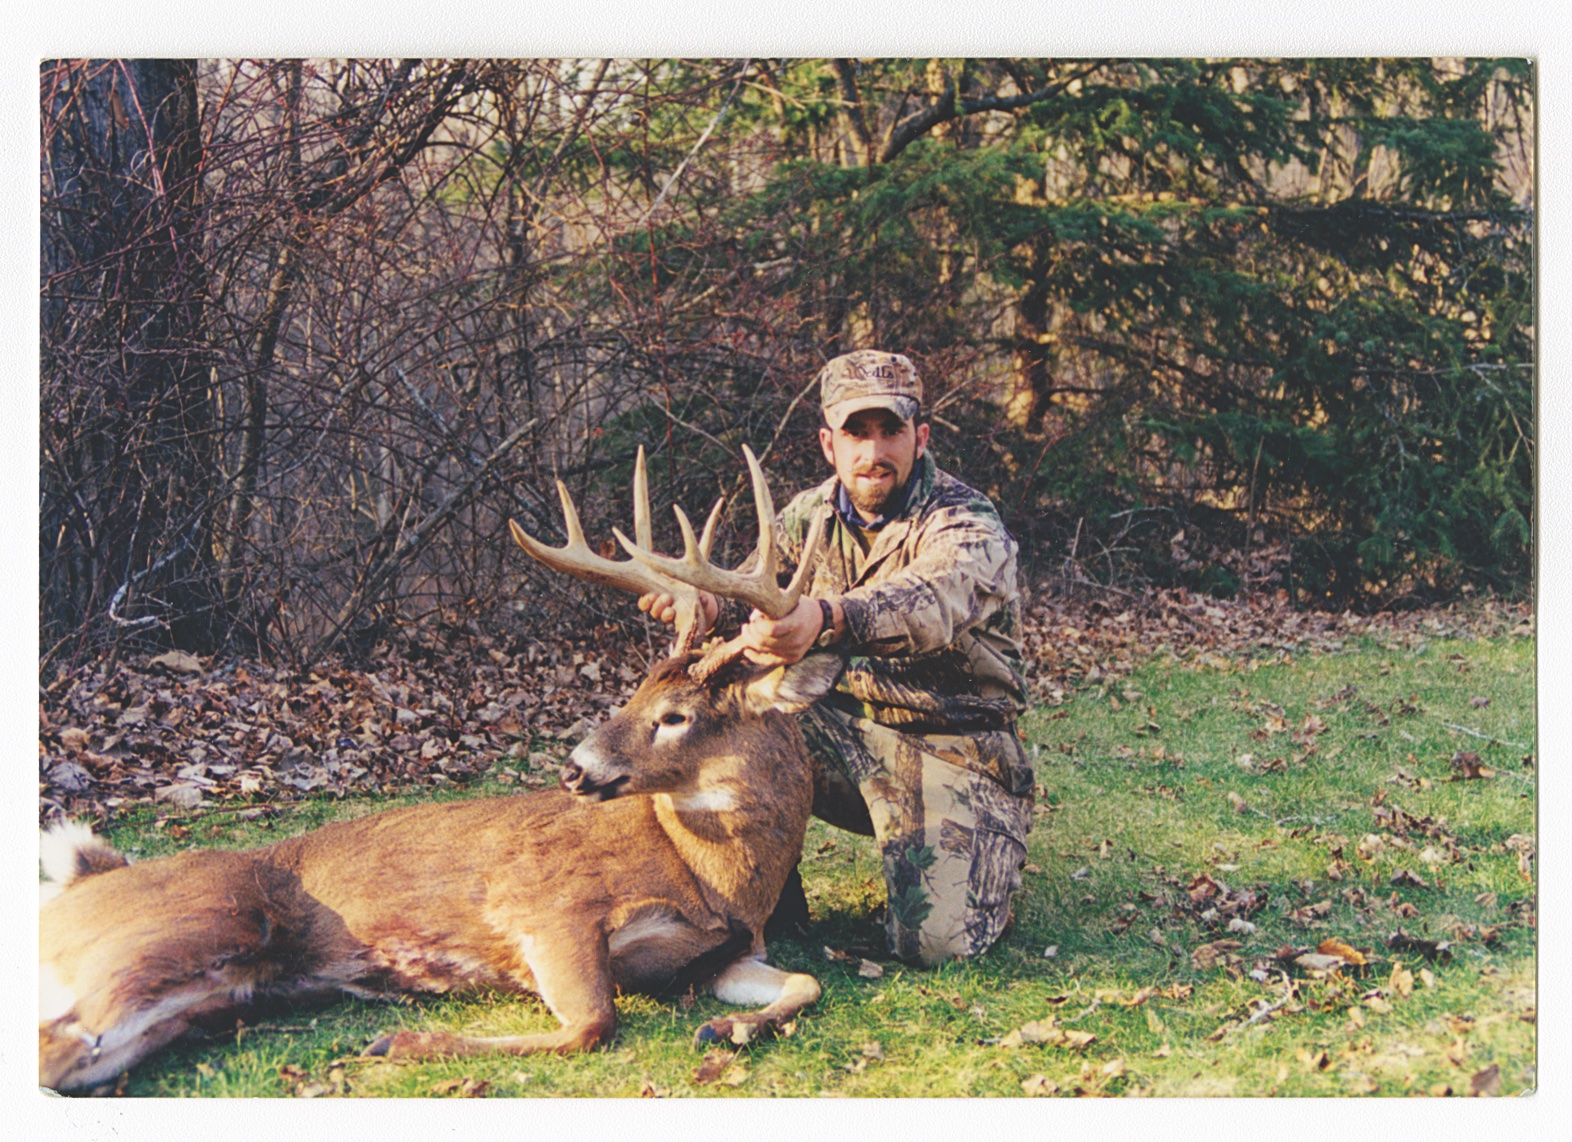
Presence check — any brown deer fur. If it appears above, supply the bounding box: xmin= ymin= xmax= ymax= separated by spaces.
xmin=39 ymin=651 xmax=841 ymax=1093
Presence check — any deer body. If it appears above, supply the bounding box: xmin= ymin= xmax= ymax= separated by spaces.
xmin=40 ymin=652 xmax=839 ymax=1093
xmin=42 ymin=446 xmax=837 ymax=1093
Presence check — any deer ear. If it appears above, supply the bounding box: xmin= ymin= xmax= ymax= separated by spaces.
xmin=743 ymin=653 xmax=843 ymax=714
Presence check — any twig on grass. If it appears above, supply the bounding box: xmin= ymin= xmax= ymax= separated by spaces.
xmin=159 ymin=801 xmax=292 ymax=823
xmin=1442 ymin=723 xmax=1529 ymax=751
xmin=1274 ymin=814 xmax=1341 ymax=827
xmin=1219 ymin=975 xmax=1296 ymax=1038
xmin=1062 ymin=997 xmax=1101 ymax=1024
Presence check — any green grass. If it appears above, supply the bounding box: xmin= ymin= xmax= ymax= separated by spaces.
xmin=88 ymin=633 xmax=1534 ymax=1098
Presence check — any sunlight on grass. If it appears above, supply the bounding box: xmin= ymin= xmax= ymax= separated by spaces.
xmin=112 ymin=632 xmax=1533 ymax=1098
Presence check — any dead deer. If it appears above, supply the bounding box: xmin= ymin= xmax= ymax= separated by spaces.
xmin=39 ymin=447 xmax=837 ymax=1094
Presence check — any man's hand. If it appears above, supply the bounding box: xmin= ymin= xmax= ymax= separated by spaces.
xmin=637 ymin=590 xmax=719 ymax=632
xmin=739 ymin=596 xmax=837 ymax=666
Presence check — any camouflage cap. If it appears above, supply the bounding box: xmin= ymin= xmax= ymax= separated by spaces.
xmin=818 ymin=350 xmax=923 ymax=429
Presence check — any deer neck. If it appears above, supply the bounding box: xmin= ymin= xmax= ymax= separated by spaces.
xmin=651 ymin=760 xmax=812 ymax=925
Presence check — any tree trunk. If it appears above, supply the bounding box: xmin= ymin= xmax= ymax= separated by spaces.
xmin=40 ymin=59 xmax=220 ymax=656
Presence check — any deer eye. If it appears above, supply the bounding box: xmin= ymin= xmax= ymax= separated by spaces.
xmin=657 ymin=711 xmax=689 ymax=727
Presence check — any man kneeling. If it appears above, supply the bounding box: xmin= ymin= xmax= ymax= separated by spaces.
xmin=642 ymin=350 xmax=1034 ymax=964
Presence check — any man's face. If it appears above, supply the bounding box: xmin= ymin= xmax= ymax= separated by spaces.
xmin=819 ymin=408 xmax=930 ymax=522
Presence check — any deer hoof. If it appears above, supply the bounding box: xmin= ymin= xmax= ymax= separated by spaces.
xmin=694 ymin=1016 xmax=770 ymax=1049
xmin=363 ymin=1030 xmax=454 ymax=1059
xmin=362 ymin=1032 xmax=399 ymax=1057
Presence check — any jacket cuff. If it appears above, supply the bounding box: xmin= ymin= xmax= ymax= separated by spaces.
xmin=838 ymin=595 xmax=876 ymax=648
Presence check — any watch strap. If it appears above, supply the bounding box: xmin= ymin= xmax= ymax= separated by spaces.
xmin=816 ymin=598 xmax=837 ymax=647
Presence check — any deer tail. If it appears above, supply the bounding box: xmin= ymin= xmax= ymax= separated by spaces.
xmin=40 ymin=820 xmax=129 ymax=893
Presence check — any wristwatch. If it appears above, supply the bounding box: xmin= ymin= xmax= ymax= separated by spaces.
xmin=814 ymin=598 xmax=839 ymax=649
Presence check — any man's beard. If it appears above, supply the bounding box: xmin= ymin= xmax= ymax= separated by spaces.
xmin=846 ymin=463 xmax=906 ymax=516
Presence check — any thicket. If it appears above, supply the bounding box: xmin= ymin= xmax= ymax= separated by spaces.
xmin=39 ymin=58 xmax=1534 ymax=668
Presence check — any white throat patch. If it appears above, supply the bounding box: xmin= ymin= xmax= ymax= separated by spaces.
xmin=668 ymin=788 xmax=737 ymax=813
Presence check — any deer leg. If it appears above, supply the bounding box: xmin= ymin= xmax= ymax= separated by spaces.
xmin=692 ymin=953 xmax=821 ymax=1047
xmin=364 ymin=927 xmax=617 ymax=1059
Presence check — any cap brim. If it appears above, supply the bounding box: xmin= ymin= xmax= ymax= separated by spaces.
xmin=824 ymin=395 xmax=919 ymax=429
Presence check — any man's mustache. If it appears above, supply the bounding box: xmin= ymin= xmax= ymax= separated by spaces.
xmin=854 ymin=464 xmax=896 ymax=478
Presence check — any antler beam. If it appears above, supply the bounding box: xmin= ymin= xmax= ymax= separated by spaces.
xmin=508 ymin=446 xmax=722 ymax=653
xmin=614 ymin=445 xmax=826 ymax=620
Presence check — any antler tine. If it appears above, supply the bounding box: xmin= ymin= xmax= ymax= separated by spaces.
xmin=617 ymin=445 xmax=828 ymax=620
xmin=742 ymin=444 xmax=777 ymax=577
xmin=698 ymin=496 xmax=724 ymax=559
xmin=508 ymin=453 xmax=704 ymax=645
xmin=633 ymin=445 xmax=652 ymax=551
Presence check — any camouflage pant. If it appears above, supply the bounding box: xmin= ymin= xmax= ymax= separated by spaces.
xmin=799 ymin=705 xmax=1034 ymax=965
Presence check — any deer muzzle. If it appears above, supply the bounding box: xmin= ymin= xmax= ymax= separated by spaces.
xmin=557 ymin=750 xmax=631 ymax=802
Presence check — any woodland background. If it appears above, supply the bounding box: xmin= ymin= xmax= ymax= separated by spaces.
xmin=31 ymin=56 xmax=1539 ymax=1102
xmin=39 ymin=58 xmax=1534 ymax=673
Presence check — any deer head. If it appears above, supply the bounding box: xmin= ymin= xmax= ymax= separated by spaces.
xmin=559 ymin=651 xmax=842 ymax=805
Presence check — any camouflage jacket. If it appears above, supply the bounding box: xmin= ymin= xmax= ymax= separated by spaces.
xmin=746 ymin=452 xmax=1028 ymax=734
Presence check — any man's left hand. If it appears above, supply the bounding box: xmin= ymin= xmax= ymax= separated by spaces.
xmin=739 ymin=596 xmax=824 ymax=666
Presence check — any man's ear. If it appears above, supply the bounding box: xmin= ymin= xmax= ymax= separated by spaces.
xmin=819 ymin=424 xmax=836 ymax=468
xmin=914 ymin=421 xmax=930 ymax=457
xmin=743 ymin=652 xmax=844 ymax=714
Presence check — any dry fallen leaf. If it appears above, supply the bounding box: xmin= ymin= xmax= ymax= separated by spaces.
xmin=1293 ymin=953 xmax=1349 ymax=974
xmin=692 ymin=1050 xmax=737 ymax=1085
xmin=1449 ymin=751 xmax=1496 ymax=780
xmin=1317 ymin=938 xmax=1368 ymax=966
xmin=1186 ymin=873 xmax=1222 ymax=904
xmin=1190 ymin=939 xmax=1243 ymax=970
xmin=1021 ymin=1074 xmax=1058 ymax=1096
xmin=430 ymin=1076 xmax=488 ymax=1097
xmin=1417 ymin=845 xmax=1449 ymax=867
xmin=1390 ymin=965 xmax=1415 ymax=998
xmin=148 ymin=649 xmax=204 ymax=674
xmin=1286 ymin=900 xmax=1333 ymax=926
xmin=1469 ymin=1064 xmax=1501 ymax=1098
xmin=858 ymin=958 xmax=885 ymax=979
xmin=999 ymin=1019 xmax=1062 ymax=1048
xmin=1356 ymin=834 xmax=1388 ymax=861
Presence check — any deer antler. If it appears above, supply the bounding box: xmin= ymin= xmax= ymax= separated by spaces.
xmin=509 ymin=446 xmax=724 ymax=654
xmin=614 ymin=445 xmax=827 ymax=621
